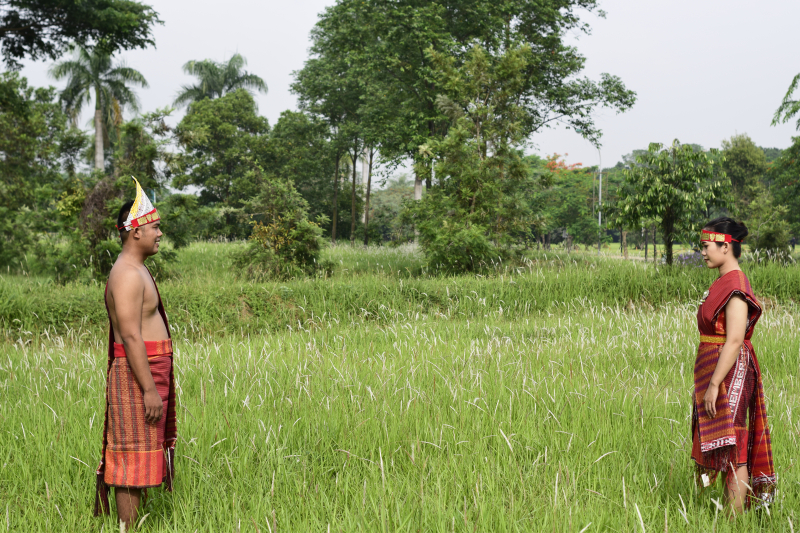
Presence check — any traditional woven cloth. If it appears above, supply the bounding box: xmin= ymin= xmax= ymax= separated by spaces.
xmin=94 ymin=268 xmax=176 ymax=516
xmin=691 ymin=269 xmax=776 ymax=505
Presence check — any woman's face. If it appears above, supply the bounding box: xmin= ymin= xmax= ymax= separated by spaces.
xmin=700 ymin=239 xmax=729 ymax=269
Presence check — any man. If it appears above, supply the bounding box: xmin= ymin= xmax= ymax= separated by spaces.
xmin=94 ymin=177 xmax=177 ymax=528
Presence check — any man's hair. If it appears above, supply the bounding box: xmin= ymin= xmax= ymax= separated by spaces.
xmin=117 ymin=200 xmax=134 ymax=243
xmin=704 ymin=217 xmax=748 ymax=258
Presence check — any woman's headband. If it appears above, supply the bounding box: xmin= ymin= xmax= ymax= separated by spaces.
xmin=700 ymin=230 xmax=740 ymax=243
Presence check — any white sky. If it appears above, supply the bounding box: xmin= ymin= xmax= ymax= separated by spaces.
xmin=17 ymin=0 xmax=800 ymax=170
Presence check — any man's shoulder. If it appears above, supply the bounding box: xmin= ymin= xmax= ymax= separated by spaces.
xmin=108 ymin=261 xmax=146 ymax=291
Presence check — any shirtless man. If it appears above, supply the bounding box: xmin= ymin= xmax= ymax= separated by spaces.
xmin=94 ymin=179 xmax=177 ymax=528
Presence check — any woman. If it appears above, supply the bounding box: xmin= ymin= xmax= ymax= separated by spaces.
xmin=691 ymin=217 xmax=776 ymax=513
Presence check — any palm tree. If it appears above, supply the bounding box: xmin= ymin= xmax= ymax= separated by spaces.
xmin=50 ymin=46 xmax=148 ymax=171
xmin=174 ymin=53 xmax=267 ymax=107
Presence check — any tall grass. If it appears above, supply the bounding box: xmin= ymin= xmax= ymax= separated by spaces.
xmin=1 ymin=303 xmax=797 ymax=531
xmin=2 ymin=243 xmax=798 ymax=340
xmin=1 ymin=242 xmax=798 ymax=531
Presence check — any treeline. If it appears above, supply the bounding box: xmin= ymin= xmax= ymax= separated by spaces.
xmin=1 ymin=0 xmax=799 ymax=281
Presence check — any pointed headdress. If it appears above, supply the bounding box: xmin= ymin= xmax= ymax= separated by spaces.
xmin=117 ymin=177 xmax=160 ymax=231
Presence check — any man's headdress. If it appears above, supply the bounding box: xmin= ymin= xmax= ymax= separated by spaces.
xmin=117 ymin=177 xmax=160 ymax=231
xmin=700 ymin=230 xmax=740 ymax=243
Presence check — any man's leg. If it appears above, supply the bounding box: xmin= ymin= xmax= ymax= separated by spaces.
xmin=724 ymin=465 xmax=750 ymax=515
xmin=115 ymin=487 xmax=142 ymax=529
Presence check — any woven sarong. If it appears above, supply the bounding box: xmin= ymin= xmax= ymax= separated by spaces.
xmin=95 ymin=269 xmax=176 ymax=516
xmin=103 ymin=340 xmax=174 ymax=487
xmin=691 ymin=269 xmax=776 ymax=505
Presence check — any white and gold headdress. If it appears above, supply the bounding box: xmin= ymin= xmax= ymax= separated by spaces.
xmin=117 ymin=177 xmax=160 ymax=231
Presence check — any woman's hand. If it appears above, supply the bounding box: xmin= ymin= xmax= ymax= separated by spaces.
xmin=704 ymin=383 xmax=719 ymax=418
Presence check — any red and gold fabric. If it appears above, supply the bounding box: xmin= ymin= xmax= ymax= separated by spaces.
xmin=700 ymin=230 xmax=740 ymax=243
xmin=94 ymin=269 xmax=177 ymax=516
xmin=691 ymin=269 xmax=775 ymax=506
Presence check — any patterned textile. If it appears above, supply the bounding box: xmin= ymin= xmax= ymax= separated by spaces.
xmin=691 ymin=269 xmax=776 ymax=505
xmin=117 ymin=177 xmax=160 ymax=231
xmin=94 ymin=269 xmax=176 ymax=516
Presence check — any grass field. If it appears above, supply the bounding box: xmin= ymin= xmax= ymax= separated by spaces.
xmin=1 ymin=243 xmax=799 ymax=531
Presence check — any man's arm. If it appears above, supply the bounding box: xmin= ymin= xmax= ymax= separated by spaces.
xmin=112 ymin=269 xmax=163 ymax=424
xmin=703 ymin=296 xmax=748 ymax=418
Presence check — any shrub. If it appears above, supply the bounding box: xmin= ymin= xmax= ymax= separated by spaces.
xmin=236 ymin=180 xmax=330 ymax=279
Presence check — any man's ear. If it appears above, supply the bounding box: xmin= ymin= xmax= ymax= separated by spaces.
xmin=131 ymin=227 xmax=142 ymax=241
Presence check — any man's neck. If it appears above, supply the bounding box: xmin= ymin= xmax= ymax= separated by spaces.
xmin=119 ymin=246 xmax=148 ymax=266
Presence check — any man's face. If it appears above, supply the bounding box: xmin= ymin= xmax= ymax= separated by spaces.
xmin=136 ymin=222 xmax=162 ymax=255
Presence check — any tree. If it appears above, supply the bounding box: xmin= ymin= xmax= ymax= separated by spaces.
xmin=172 ymin=89 xmax=271 ymax=218
xmin=533 ymin=155 xmax=599 ymax=248
xmin=269 ymin=110 xmax=337 ymax=227
xmin=772 ymin=73 xmax=800 ymax=131
xmin=720 ymin=133 xmax=767 ymax=208
xmin=292 ymin=36 xmax=365 ymax=243
xmin=0 ymin=0 xmax=160 ymax=68
xmin=174 ymin=53 xmax=267 ymax=108
xmin=113 ymin=107 xmax=173 ymax=188
xmin=769 ymin=138 xmax=800 ymax=238
xmin=403 ymin=45 xmax=539 ymax=271
xmin=746 ymin=184 xmax=791 ymax=256
xmin=614 ymin=140 xmax=730 ymax=265
xmin=0 ymin=72 xmax=66 ymax=266
xmin=49 ymin=45 xmax=148 ymax=170
xmin=306 ymin=0 xmax=635 ymax=199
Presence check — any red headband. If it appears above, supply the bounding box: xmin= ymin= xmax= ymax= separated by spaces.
xmin=700 ymin=230 xmax=740 ymax=243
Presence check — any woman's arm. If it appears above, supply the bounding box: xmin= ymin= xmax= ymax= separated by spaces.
xmin=703 ymin=295 xmax=748 ymax=418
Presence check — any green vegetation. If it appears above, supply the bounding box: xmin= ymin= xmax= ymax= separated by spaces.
xmin=0 ymin=0 xmax=160 ymax=67
xmin=2 ymin=245 xmax=798 ymax=531
xmin=613 ymin=141 xmax=728 ymax=265
xmin=3 ymin=242 xmax=799 ymax=342
xmin=50 ymin=45 xmax=149 ymax=170
xmin=174 ymin=53 xmax=268 ymax=108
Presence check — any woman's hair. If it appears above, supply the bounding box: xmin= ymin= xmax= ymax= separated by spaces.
xmin=704 ymin=217 xmax=748 ymax=258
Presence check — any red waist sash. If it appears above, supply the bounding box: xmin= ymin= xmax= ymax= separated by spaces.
xmin=113 ymin=339 xmax=173 ymax=358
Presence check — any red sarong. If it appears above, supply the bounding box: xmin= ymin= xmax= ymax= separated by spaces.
xmin=691 ymin=269 xmax=776 ymax=505
xmin=94 ymin=269 xmax=177 ymax=516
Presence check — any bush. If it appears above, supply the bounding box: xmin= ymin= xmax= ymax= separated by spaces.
xmin=235 ymin=180 xmax=330 ymax=279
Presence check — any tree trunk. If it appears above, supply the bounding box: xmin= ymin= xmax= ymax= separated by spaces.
xmin=664 ymin=219 xmax=674 ymax=266
xmin=331 ymin=152 xmax=341 ymax=243
xmin=350 ymin=147 xmax=358 ymax=245
xmin=94 ymin=107 xmax=104 ymax=171
xmin=622 ymin=230 xmax=628 ymax=260
xmin=644 ymin=226 xmax=648 ymax=261
xmin=652 ymin=225 xmax=657 ymax=263
xmin=413 ymin=166 xmax=422 ymax=243
xmin=361 ymin=148 xmax=369 ymax=224
xmin=363 ymin=148 xmax=374 ymax=246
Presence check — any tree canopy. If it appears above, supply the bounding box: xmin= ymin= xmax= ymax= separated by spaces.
xmin=50 ymin=45 xmax=148 ymax=169
xmin=0 ymin=0 xmax=160 ymax=67
xmin=174 ymin=53 xmax=267 ymax=108
xmin=613 ymin=141 xmax=730 ymax=265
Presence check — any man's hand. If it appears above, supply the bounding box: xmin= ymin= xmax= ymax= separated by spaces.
xmin=704 ymin=383 xmax=719 ymax=419
xmin=143 ymin=388 xmax=163 ymax=424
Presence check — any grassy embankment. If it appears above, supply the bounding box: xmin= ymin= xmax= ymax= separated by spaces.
xmin=1 ymin=242 xmax=798 ymax=531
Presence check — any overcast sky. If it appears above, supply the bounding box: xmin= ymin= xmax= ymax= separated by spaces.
xmin=18 ymin=0 xmax=800 ymax=170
